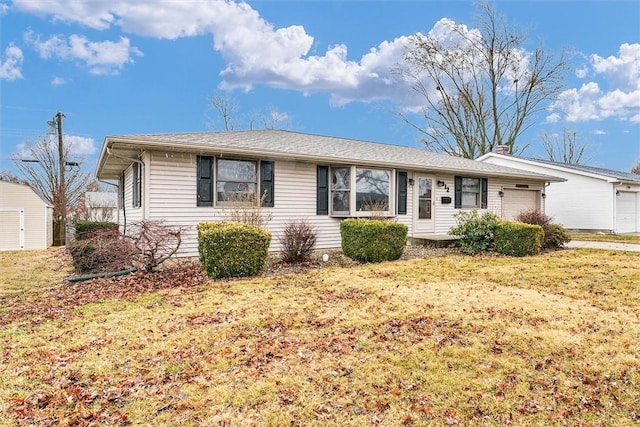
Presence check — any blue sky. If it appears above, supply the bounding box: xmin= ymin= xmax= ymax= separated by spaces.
xmin=1 ymin=0 xmax=639 ymax=179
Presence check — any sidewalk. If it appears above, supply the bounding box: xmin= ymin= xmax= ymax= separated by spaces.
xmin=566 ymin=240 xmax=640 ymax=252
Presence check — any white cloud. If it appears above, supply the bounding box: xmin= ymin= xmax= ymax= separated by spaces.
xmin=66 ymin=135 xmax=96 ymax=156
xmin=12 ymin=0 xmax=411 ymax=104
xmin=14 ymin=0 xmax=637 ymax=125
xmin=24 ymin=30 xmax=142 ymax=75
xmin=51 ymin=76 xmax=69 ymax=86
xmin=0 ymin=44 xmax=24 ymax=80
xmin=15 ymin=134 xmax=96 ymax=159
xmin=592 ymin=129 xmax=606 ymax=135
xmin=575 ymin=66 xmax=588 ymax=79
xmin=549 ymin=43 xmax=640 ymax=124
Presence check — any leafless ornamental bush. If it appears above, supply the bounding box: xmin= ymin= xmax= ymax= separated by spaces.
xmin=222 ymin=191 xmax=273 ymax=227
xmin=279 ymin=220 xmax=317 ymax=263
xmin=126 ymin=220 xmax=187 ymax=272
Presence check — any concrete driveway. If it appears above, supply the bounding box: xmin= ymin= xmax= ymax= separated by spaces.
xmin=566 ymin=240 xmax=640 ymax=252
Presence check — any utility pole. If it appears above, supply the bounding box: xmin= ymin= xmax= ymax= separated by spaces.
xmin=51 ymin=112 xmax=66 ymax=246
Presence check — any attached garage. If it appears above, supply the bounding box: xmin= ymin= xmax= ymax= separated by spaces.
xmin=501 ymin=189 xmax=540 ymax=220
xmin=616 ymin=191 xmax=638 ymax=234
xmin=0 ymin=181 xmax=53 ymax=251
xmin=477 ymin=154 xmax=640 ymax=234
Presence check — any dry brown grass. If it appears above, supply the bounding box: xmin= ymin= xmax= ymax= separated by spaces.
xmin=1 ymin=248 xmax=638 ymax=426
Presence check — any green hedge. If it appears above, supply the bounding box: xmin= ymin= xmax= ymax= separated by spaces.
xmin=197 ymin=221 xmax=272 ymax=279
xmin=75 ymin=220 xmax=119 ymax=240
xmin=340 ymin=219 xmax=407 ymax=263
xmin=494 ymin=221 xmax=543 ymax=257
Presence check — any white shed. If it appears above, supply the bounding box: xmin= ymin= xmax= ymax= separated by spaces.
xmin=477 ymin=154 xmax=640 ymax=234
xmin=0 ymin=181 xmax=53 ymax=251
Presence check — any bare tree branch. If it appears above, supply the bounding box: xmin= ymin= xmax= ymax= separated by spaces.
xmin=10 ymin=136 xmax=92 ymax=224
xmin=540 ymin=129 xmax=591 ymax=165
xmin=397 ymin=2 xmax=567 ymax=158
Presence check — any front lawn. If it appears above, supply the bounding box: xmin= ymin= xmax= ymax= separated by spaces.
xmin=1 ymin=248 xmax=638 ymax=426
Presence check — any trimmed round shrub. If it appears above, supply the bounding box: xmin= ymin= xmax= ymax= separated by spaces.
xmin=515 ymin=209 xmax=569 ymax=249
xmin=340 ymin=218 xmax=407 ymax=263
xmin=494 ymin=221 xmax=543 ymax=257
xmin=544 ymin=223 xmax=571 ymax=248
xmin=198 ymin=221 xmax=272 ymax=279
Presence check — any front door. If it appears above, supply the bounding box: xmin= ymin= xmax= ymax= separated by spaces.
xmin=414 ymin=174 xmax=434 ymax=233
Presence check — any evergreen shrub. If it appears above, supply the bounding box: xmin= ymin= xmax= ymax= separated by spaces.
xmin=494 ymin=221 xmax=543 ymax=257
xmin=340 ymin=218 xmax=407 ymax=263
xmin=197 ymin=221 xmax=271 ymax=279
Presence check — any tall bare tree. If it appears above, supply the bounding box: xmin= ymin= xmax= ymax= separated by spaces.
xmin=540 ymin=129 xmax=590 ymax=164
xmin=398 ymin=3 xmax=567 ymax=159
xmin=631 ymin=160 xmax=640 ymax=175
xmin=209 ymin=93 xmax=240 ymax=130
xmin=11 ymin=136 xmax=91 ymax=245
xmin=208 ymin=92 xmax=292 ymax=131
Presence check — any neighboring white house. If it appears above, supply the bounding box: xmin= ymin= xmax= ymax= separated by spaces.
xmin=95 ymin=130 xmax=563 ymax=257
xmin=85 ymin=191 xmax=118 ymax=222
xmin=477 ymin=153 xmax=640 ymax=234
xmin=0 ymin=180 xmax=53 ymax=251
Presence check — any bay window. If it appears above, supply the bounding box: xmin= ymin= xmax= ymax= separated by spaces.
xmin=323 ymin=166 xmax=392 ymax=216
xmin=356 ymin=168 xmax=390 ymax=211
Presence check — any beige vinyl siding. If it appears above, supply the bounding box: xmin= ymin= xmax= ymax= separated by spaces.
xmin=122 ymin=163 xmax=144 ymax=225
xmin=146 ymin=152 xmax=345 ymax=257
xmin=0 ymin=181 xmax=52 ymax=250
xmin=141 ymin=152 xmax=548 ymax=257
xmin=428 ymin=175 xmax=544 ymax=235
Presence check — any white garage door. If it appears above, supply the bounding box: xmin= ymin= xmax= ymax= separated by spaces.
xmin=616 ymin=191 xmax=637 ymax=233
xmin=0 ymin=210 xmax=24 ymax=251
xmin=502 ymin=189 xmax=539 ymax=220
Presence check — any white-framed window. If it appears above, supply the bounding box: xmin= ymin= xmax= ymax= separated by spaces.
xmin=454 ymin=176 xmax=488 ymax=209
xmin=331 ymin=167 xmax=351 ymax=214
xmin=196 ymin=156 xmax=274 ymax=207
xmin=461 ymin=177 xmax=481 ymax=208
xmin=329 ymin=166 xmax=392 ymax=216
xmin=216 ymin=158 xmax=258 ymax=204
xmin=356 ymin=168 xmax=390 ymax=212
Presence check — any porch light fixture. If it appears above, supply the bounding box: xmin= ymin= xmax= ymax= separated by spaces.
xmin=409 ymin=178 xmax=415 ymax=186
xmin=498 ymin=190 xmax=504 ymax=198
xmin=437 ymin=180 xmax=445 ymax=187
xmin=541 ymin=193 xmax=546 ymax=199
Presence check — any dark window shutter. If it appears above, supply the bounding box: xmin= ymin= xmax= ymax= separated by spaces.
xmin=119 ymin=172 xmax=125 ymax=208
xmin=481 ymin=178 xmax=488 ymax=209
xmin=317 ymin=165 xmax=329 ymax=215
xmin=132 ymin=162 xmax=141 ymax=208
xmin=397 ymin=171 xmax=407 ymax=215
xmin=260 ymin=160 xmax=274 ymax=207
xmin=454 ymin=176 xmax=462 ymax=208
xmin=196 ymin=155 xmax=213 ymax=206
